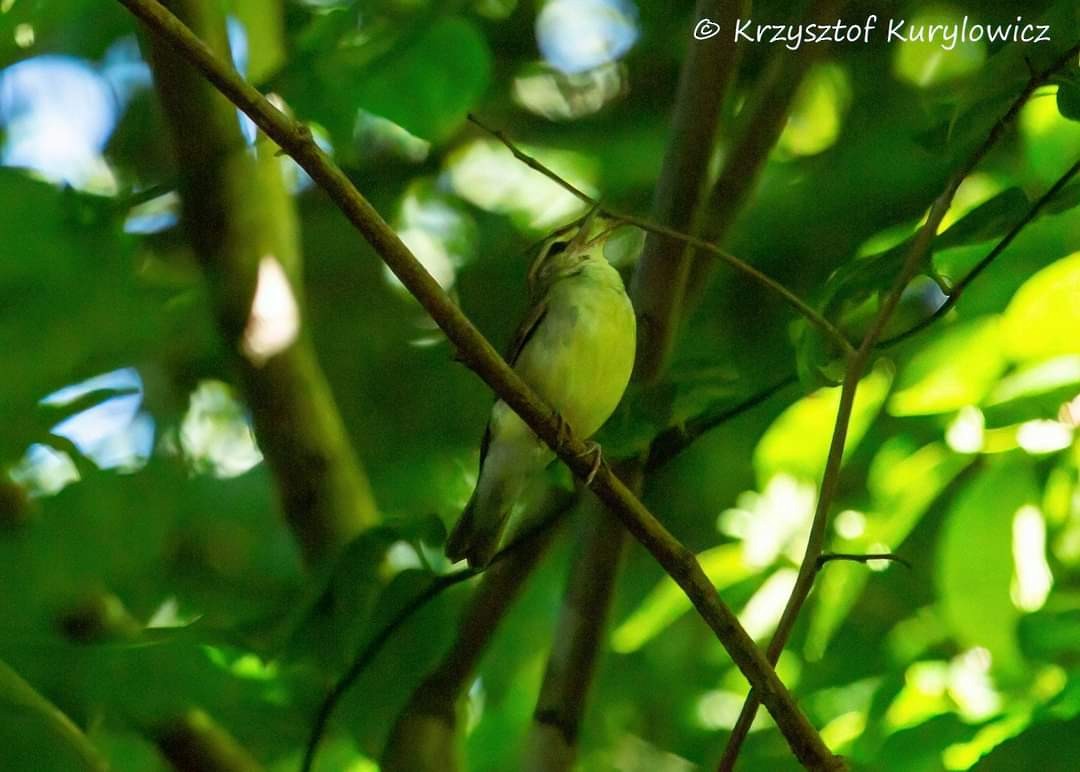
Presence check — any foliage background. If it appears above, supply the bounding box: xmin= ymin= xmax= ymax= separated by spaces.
xmin=1 ymin=0 xmax=1080 ymax=770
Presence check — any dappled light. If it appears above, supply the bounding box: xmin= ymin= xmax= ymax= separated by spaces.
xmin=177 ymin=380 xmax=263 ymax=478
xmin=535 ymin=0 xmax=638 ymax=75
xmin=1 ymin=2 xmax=1079 ymax=771
xmin=0 ymin=55 xmax=120 ymax=191
xmin=777 ymin=63 xmax=850 ymax=158
xmin=241 ymin=255 xmax=301 ymax=365
xmin=892 ymin=7 xmax=987 ymax=87
xmin=446 ymin=138 xmax=594 ymax=230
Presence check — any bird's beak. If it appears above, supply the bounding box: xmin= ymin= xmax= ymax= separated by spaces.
xmin=569 ymin=206 xmax=602 ymax=252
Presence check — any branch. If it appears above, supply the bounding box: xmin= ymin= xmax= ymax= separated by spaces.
xmin=526 ymin=5 xmax=748 ymax=767
xmin=156 ymin=709 xmax=263 ymax=772
xmin=524 ymin=469 xmax=637 ymax=772
xmin=379 ymin=491 xmax=571 ymax=772
xmin=467 ymin=116 xmax=854 ymax=358
xmin=881 ymin=156 xmax=1080 ymax=348
xmin=117 ymin=1 xmax=840 ymax=766
xmin=142 ymin=0 xmax=377 ymax=568
xmin=0 ymin=658 xmax=107 ymax=771
xmin=629 ymin=0 xmax=750 ymax=380
xmin=683 ymin=0 xmax=847 ymax=313
xmin=654 ymin=155 xmax=1080 ymax=474
xmin=718 ymin=42 xmax=1080 ymax=771
xmin=302 ymin=494 xmax=572 ymax=772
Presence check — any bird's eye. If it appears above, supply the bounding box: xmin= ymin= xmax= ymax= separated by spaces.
xmin=547 ymin=240 xmax=569 ymax=257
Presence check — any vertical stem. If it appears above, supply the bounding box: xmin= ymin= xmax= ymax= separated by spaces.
xmin=716 ymin=43 xmax=1080 ymax=769
xmin=380 ymin=493 xmax=570 ymax=772
xmin=143 ymin=0 xmax=378 ymax=567
xmin=525 ymin=1 xmax=748 ymax=767
xmin=684 ymin=0 xmax=845 ymax=311
xmin=523 ymin=477 xmax=633 ymax=771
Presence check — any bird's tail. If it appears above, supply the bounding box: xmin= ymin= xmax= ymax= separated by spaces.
xmin=445 ymin=476 xmax=514 ymax=568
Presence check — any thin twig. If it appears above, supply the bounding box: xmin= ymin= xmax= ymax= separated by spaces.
xmin=301 ymin=498 xmax=573 ymax=772
xmin=718 ymin=41 xmax=1080 ymax=771
xmin=120 ymin=1 xmax=841 ymax=765
xmin=467 ymin=115 xmax=855 ymax=359
xmin=657 ymin=156 xmax=1080 ymax=474
xmin=881 ymin=156 xmax=1080 ymax=348
xmin=647 ymin=374 xmax=798 ymax=473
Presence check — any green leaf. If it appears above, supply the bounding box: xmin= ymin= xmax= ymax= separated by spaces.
xmin=610 ymin=544 xmax=757 ymax=653
xmin=0 ymin=658 xmax=107 ymax=771
xmin=936 ymin=459 xmax=1036 ymax=675
xmin=284 ymin=16 xmax=491 ymax=157
xmin=807 ymin=441 xmax=969 ymax=659
xmin=889 ymin=316 xmax=1006 ymax=416
xmin=984 ymin=356 xmax=1080 ymax=426
xmin=356 ymin=18 xmax=491 ymax=142
xmin=0 ymin=170 xmax=173 ymax=460
xmin=755 ymin=362 xmax=894 ymax=486
xmin=1057 ymin=80 xmax=1080 ymax=122
xmin=935 ymin=187 xmax=1030 ymax=251
xmin=1002 ymin=251 xmax=1080 ymax=361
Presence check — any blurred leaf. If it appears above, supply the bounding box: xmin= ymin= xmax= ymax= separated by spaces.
xmin=983 ymin=356 xmax=1080 ymax=426
xmin=889 ymin=317 xmax=1006 ymax=416
xmin=937 ymin=459 xmax=1037 ymax=675
xmin=0 ymin=169 xmax=172 ymax=460
xmin=935 ymin=188 xmax=1031 ymax=251
xmin=283 ymin=16 xmax=491 ymax=158
xmin=0 ymin=0 xmax=129 ymax=66
xmin=808 ymin=441 xmax=969 ymax=659
xmin=1058 ymin=80 xmax=1080 ymax=122
xmin=755 ymin=362 xmax=894 ymax=486
xmin=611 ymin=544 xmax=757 ymax=653
xmin=1002 ymin=251 xmax=1080 ymax=361
xmin=0 ymin=658 xmax=106 ymax=771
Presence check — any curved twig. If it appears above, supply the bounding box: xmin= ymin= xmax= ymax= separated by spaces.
xmin=718 ymin=42 xmax=1080 ymax=771
xmin=117 ymin=3 xmax=840 ymax=767
xmin=300 ymin=498 xmax=574 ymax=772
xmin=466 ymin=115 xmax=855 ymax=359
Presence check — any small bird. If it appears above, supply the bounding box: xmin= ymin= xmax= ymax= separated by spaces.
xmin=446 ymin=213 xmax=637 ymax=568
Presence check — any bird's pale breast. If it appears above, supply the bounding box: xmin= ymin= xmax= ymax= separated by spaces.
xmin=514 ymin=264 xmax=636 ymax=440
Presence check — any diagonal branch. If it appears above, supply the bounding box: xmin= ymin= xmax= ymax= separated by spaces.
xmin=115 ymin=1 xmax=841 ymax=766
xmin=717 ymin=41 xmax=1080 ymax=771
xmin=526 ymin=4 xmax=749 ymax=768
xmin=881 ymin=156 xmax=1080 ymax=348
xmin=652 ymin=155 xmax=1080 ymax=475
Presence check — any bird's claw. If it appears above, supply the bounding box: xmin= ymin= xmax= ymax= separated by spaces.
xmin=577 ymin=441 xmax=604 ymax=486
xmin=553 ymin=413 xmax=572 ymax=453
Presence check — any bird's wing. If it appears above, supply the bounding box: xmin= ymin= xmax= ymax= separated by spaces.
xmin=473 ymin=298 xmax=548 ymax=469
xmin=506 ymin=298 xmax=548 ymax=368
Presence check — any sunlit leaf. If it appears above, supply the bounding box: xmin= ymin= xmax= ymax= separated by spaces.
xmin=611 ymin=544 xmax=756 ymax=653
xmin=889 ymin=316 xmax=1005 ymax=416
xmin=1002 ymin=252 xmax=1080 ymax=361
xmin=937 ymin=460 xmax=1037 ymax=675
xmin=755 ymin=362 xmax=894 ymax=486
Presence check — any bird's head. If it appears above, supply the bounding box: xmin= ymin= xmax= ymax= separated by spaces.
xmin=526 ymin=209 xmax=619 ymax=293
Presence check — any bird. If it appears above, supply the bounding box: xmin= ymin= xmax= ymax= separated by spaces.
xmin=446 ymin=211 xmax=637 ymax=568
